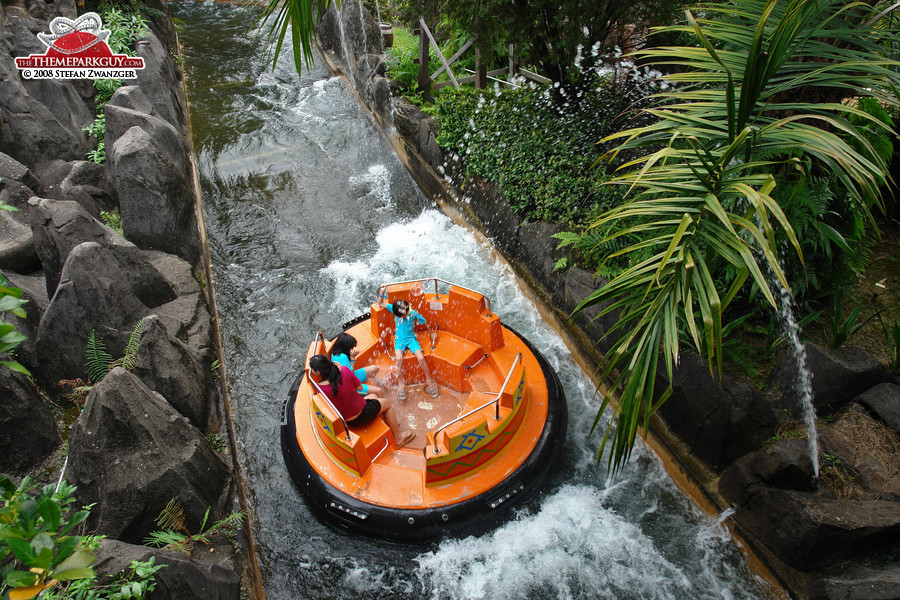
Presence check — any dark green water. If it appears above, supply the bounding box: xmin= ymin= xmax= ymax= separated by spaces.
xmin=174 ymin=2 xmax=778 ymax=598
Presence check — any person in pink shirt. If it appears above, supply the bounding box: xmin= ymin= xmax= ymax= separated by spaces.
xmin=308 ymin=354 xmax=414 ymax=447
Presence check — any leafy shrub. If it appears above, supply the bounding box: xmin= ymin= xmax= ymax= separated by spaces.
xmin=433 ymin=63 xmax=652 ymax=226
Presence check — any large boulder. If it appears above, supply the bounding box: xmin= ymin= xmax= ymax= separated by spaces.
xmin=0 ymin=16 xmax=92 ymax=166
xmin=34 ymin=241 xmax=149 ymax=390
xmin=133 ymin=315 xmax=221 ymax=433
xmin=105 ymin=102 xmax=188 ymax=167
xmin=0 ymin=367 xmax=59 ymax=474
xmin=93 ymin=539 xmax=241 ymax=600
xmin=731 ymin=488 xmax=900 ymax=571
xmin=67 ymin=368 xmax=232 ymax=544
xmin=107 ymin=126 xmax=200 ymax=264
xmin=768 ymin=343 xmax=897 ymax=417
xmin=856 ymin=383 xmax=900 ymax=433
xmin=147 ymin=250 xmax=215 ymax=363
xmin=133 ymin=31 xmax=187 ymax=133
xmin=660 ymin=351 xmax=782 ymax=470
xmin=38 ymin=159 xmax=115 ymax=219
xmin=0 ymin=209 xmax=40 ymax=273
xmin=29 ymin=197 xmax=175 ymax=305
xmin=718 ymin=439 xmax=817 ymax=508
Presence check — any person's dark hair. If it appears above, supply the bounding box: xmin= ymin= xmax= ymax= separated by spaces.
xmin=309 ymin=354 xmax=341 ymax=394
xmin=392 ymin=299 xmax=409 ymax=318
xmin=331 ymin=332 xmax=357 ymax=359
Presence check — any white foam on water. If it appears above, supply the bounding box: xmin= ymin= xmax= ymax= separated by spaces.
xmin=348 ymin=164 xmax=393 ymax=210
xmin=415 ymin=485 xmax=691 ymax=600
xmin=319 ymin=209 xmax=769 ymax=599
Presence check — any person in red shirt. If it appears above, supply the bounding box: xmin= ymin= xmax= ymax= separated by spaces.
xmin=308 ymin=354 xmax=414 ymax=447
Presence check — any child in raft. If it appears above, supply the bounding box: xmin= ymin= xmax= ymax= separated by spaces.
xmin=330 ymin=332 xmax=383 ymax=396
xmin=377 ymin=296 xmax=439 ymax=400
xmin=308 ymin=354 xmax=414 ymax=447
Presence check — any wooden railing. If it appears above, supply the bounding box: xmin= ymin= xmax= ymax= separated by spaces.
xmin=413 ymin=17 xmax=550 ymax=95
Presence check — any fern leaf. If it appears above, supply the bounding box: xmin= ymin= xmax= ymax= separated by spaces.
xmin=85 ymin=330 xmax=113 ymax=383
xmin=120 ymin=316 xmax=146 ymax=371
xmin=155 ymin=497 xmax=185 ymax=531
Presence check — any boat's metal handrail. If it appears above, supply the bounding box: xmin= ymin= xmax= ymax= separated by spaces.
xmin=370 ymin=438 xmax=390 ymax=463
xmin=308 ymin=333 xmax=353 ymax=442
xmin=376 ymin=278 xmax=492 ymax=314
xmin=427 ymin=352 xmax=522 ymax=455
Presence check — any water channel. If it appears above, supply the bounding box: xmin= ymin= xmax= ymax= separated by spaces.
xmin=174 ymin=2 xmax=778 ymax=598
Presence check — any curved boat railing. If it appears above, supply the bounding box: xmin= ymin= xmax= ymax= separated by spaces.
xmin=309 ymin=332 xmax=352 ymax=443
xmin=427 ymin=352 xmax=522 ymax=456
xmin=376 ymin=277 xmax=492 ymax=314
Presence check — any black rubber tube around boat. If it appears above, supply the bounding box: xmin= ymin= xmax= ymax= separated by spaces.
xmin=280 ymin=321 xmax=568 ymax=544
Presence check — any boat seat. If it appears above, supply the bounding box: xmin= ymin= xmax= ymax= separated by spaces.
xmin=425 ymin=331 xmax=482 ymax=390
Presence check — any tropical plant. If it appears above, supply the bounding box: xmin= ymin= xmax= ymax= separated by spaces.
xmin=84 ymin=317 xmax=147 ymax=383
xmin=0 ymin=271 xmax=29 ymax=374
xmin=41 ymin=555 xmax=163 ymax=600
xmin=143 ymin=499 xmax=245 ymax=557
xmin=0 ymin=477 xmax=95 ymax=600
xmin=567 ymin=0 xmax=900 ymax=472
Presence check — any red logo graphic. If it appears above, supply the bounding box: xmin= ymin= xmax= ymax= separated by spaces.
xmin=15 ymin=12 xmax=145 ymax=79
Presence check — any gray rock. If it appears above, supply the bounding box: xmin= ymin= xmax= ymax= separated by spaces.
xmin=133 ymin=31 xmax=186 ymax=133
xmin=105 ymin=103 xmax=188 ymax=167
xmin=67 ymin=368 xmax=232 ymax=544
xmin=133 ymin=315 xmax=221 ymax=433
xmin=0 ymin=50 xmax=88 ymax=166
xmin=732 ymin=488 xmax=900 ymax=570
xmin=34 ymin=242 xmax=149 ymax=390
xmin=0 ymin=367 xmax=59 ymax=474
xmin=718 ymin=439 xmax=817 ymax=508
xmin=107 ymin=126 xmax=200 ymax=265
xmin=769 ymin=343 xmax=897 ymax=417
xmin=146 ymin=251 xmax=215 ymax=363
xmin=0 ymin=151 xmax=42 ymax=192
xmin=857 ymin=383 xmax=900 ymax=433
xmin=807 ymin=562 xmax=900 ymax=600
xmin=661 ymin=350 xmax=782 ymax=470
xmin=40 ymin=160 xmax=115 ymax=218
xmin=0 ymin=210 xmax=40 ymax=273
xmin=107 ymin=85 xmax=155 ymax=116
xmin=29 ymin=197 xmax=175 ymax=305
xmin=93 ymin=539 xmax=241 ymax=600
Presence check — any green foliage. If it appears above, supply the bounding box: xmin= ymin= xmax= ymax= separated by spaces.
xmin=84 ymin=318 xmax=146 ymax=383
xmin=0 ymin=272 xmax=29 ymax=375
xmin=84 ymin=5 xmax=149 ymax=164
xmin=85 ymin=331 xmax=114 ymax=383
xmin=0 ymin=477 xmax=95 ymax=600
xmin=434 ymin=68 xmax=642 ymax=224
xmin=823 ymin=288 xmax=873 ymax=348
xmin=42 ymin=556 xmax=163 ymax=600
xmin=144 ymin=499 xmax=245 ymax=557
xmin=101 ymin=209 xmax=123 ymax=235
xmin=84 ymin=113 xmax=107 ymax=164
xmin=566 ymin=0 xmax=900 ymax=473
xmin=100 ymin=4 xmax=149 ymax=54
xmin=205 ymin=433 xmax=227 ymax=453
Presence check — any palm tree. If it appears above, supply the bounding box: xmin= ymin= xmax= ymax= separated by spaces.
xmin=256 ymin=0 xmax=336 ymax=72
xmin=575 ymin=0 xmax=900 ymax=472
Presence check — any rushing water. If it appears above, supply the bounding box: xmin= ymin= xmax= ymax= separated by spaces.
xmin=174 ymin=2 xmax=778 ymax=598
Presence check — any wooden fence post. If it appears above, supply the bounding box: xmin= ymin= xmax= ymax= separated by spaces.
xmin=475 ymin=47 xmax=487 ymax=89
xmin=417 ymin=18 xmax=430 ymax=93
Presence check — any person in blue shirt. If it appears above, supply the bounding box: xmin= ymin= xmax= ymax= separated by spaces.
xmin=378 ymin=296 xmax=439 ymax=400
xmin=331 ymin=332 xmax=383 ymax=396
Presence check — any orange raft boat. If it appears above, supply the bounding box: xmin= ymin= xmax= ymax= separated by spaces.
xmin=281 ymin=279 xmax=567 ymax=542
